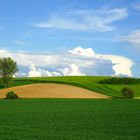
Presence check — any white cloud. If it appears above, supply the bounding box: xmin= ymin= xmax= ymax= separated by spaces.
xmin=131 ymin=2 xmax=140 ymax=10
xmin=28 ymin=69 xmax=42 ymax=77
xmin=69 ymin=46 xmax=95 ymax=57
xmin=28 ymin=64 xmax=61 ymax=77
xmin=122 ymin=29 xmax=140 ymax=48
xmin=0 ymin=47 xmax=133 ymax=77
xmin=59 ymin=64 xmax=85 ymax=76
xmin=14 ymin=40 xmax=26 ymax=45
xmin=33 ymin=8 xmax=128 ymax=32
xmin=96 ymin=54 xmax=133 ymax=76
xmin=28 ymin=68 xmax=61 ymax=77
xmin=68 ymin=47 xmax=133 ymax=76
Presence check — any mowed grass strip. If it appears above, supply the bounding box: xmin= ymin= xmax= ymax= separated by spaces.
xmin=0 ymin=99 xmax=140 ymax=140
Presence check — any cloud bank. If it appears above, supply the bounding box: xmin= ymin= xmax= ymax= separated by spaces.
xmin=0 ymin=47 xmax=133 ymax=77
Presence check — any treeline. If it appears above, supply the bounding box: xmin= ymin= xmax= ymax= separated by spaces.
xmin=98 ymin=77 xmax=140 ymax=85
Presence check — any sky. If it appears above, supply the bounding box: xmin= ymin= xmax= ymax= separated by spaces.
xmin=0 ymin=0 xmax=140 ymax=77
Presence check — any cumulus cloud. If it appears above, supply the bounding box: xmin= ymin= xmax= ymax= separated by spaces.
xmin=28 ymin=68 xmax=61 ymax=77
xmin=69 ymin=46 xmax=133 ymax=76
xmin=96 ymin=54 xmax=133 ymax=76
xmin=69 ymin=46 xmax=95 ymax=57
xmin=59 ymin=64 xmax=85 ymax=76
xmin=33 ymin=8 xmax=128 ymax=32
xmin=122 ymin=29 xmax=140 ymax=49
xmin=0 ymin=47 xmax=133 ymax=77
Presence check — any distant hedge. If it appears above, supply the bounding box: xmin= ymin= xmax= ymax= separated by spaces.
xmin=98 ymin=77 xmax=140 ymax=85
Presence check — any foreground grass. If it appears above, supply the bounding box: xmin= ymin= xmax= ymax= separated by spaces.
xmin=13 ymin=76 xmax=140 ymax=98
xmin=0 ymin=99 xmax=140 ymax=140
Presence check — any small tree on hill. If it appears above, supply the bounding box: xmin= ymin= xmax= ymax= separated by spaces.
xmin=6 ymin=91 xmax=19 ymax=99
xmin=0 ymin=57 xmax=18 ymax=88
xmin=121 ymin=87 xmax=134 ymax=99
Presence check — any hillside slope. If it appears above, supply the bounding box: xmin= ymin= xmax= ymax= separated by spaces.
xmin=9 ymin=76 xmax=140 ymax=98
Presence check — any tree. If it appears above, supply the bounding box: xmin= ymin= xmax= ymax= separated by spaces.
xmin=0 ymin=57 xmax=18 ymax=88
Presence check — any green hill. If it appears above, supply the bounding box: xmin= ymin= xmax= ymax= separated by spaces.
xmin=5 ymin=76 xmax=139 ymax=98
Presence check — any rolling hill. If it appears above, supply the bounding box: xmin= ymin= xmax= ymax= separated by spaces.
xmin=2 ymin=76 xmax=139 ymax=98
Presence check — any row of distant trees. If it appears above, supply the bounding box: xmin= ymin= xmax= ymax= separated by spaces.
xmin=0 ymin=57 xmax=18 ymax=88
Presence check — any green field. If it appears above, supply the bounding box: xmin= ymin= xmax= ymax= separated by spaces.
xmin=0 ymin=77 xmax=140 ymax=139
xmin=9 ymin=76 xmax=140 ymax=98
xmin=0 ymin=99 xmax=140 ymax=140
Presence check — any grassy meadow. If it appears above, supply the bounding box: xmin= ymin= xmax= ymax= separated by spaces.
xmin=0 ymin=99 xmax=140 ymax=140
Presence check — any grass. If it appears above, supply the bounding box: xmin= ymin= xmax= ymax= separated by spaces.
xmin=0 ymin=99 xmax=140 ymax=140
xmin=9 ymin=76 xmax=140 ymax=98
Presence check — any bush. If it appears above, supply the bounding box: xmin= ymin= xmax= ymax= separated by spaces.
xmin=121 ymin=87 xmax=134 ymax=99
xmin=6 ymin=91 xmax=19 ymax=99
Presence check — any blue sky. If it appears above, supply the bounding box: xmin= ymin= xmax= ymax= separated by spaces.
xmin=0 ymin=0 xmax=140 ymax=77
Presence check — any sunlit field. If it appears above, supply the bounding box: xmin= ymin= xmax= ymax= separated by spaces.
xmin=0 ymin=99 xmax=140 ymax=140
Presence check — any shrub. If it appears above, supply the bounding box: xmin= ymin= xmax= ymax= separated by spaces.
xmin=6 ymin=91 xmax=19 ymax=99
xmin=121 ymin=87 xmax=134 ymax=99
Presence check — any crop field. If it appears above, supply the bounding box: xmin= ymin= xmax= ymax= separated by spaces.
xmin=0 ymin=83 xmax=108 ymax=99
xmin=0 ymin=76 xmax=140 ymax=139
xmin=0 ymin=99 xmax=140 ymax=140
xmin=9 ymin=76 xmax=140 ymax=98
